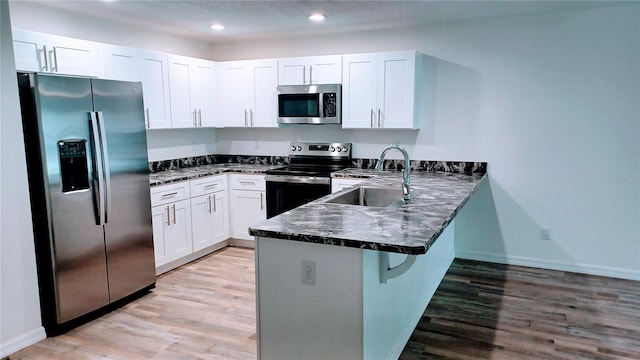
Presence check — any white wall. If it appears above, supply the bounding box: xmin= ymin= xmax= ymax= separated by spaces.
xmin=211 ymin=5 xmax=640 ymax=279
xmin=8 ymin=0 xmax=211 ymax=58
xmin=146 ymin=128 xmax=217 ymax=162
xmin=0 ymin=0 xmax=46 ymax=356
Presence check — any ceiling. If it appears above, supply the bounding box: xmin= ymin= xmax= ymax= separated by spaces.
xmin=29 ymin=0 xmax=616 ymax=44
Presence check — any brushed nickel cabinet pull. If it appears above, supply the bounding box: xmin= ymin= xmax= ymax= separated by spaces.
xmin=166 ymin=206 xmax=170 ymax=226
xmin=41 ymin=45 xmax=49 ymax=71
xmin=172 ymin=204 xmax=176 ymax=224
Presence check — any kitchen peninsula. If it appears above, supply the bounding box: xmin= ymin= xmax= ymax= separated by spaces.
xmin=250 ymin=168 xmax=486 ymax=360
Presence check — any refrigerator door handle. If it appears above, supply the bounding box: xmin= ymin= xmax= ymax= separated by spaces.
xmin=89 ymin=111 xmax=106 ymax=225
xmin=95 ymin=111 xmax=112 ymax=223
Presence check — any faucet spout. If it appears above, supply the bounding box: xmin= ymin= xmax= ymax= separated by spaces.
xmin=376 ymin=144 xmax=412 ymax=201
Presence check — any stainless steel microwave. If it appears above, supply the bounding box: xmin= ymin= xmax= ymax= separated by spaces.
xmin=277 ymin=84 xmax=341 ymax=124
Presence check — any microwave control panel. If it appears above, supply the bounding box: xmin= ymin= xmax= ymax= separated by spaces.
xmin=322 ymin=93 xmax=337 ymax=117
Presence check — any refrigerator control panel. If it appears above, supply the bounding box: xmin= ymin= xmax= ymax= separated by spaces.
xmin=58 ymin=139 xmax=90 ymax=193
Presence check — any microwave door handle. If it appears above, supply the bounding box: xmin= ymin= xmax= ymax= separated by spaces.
xmin=318 ymin=93 xmax=324 ymax=119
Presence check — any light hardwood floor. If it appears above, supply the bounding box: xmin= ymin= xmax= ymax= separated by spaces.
xmin=6 ymin=249 xmax=640 ymax=359
xmin=6 ymin=247 xmax=257 ymax=360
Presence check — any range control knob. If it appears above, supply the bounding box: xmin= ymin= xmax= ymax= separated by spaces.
xmin=291 ymin=145 xmax=296 ymax=151
xmin=342 ymin=146 xmax=349 ymax=152
xmin=335 ymin=146 xmax=342 ymax=152
xmin=297 ymin=146 xmax=302 ymax=151
xmin=330 ymin=146 xmax=336 ymax=152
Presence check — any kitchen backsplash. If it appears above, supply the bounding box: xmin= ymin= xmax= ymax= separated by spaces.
xmin=149 ymin=155 xmax=487 ymax=174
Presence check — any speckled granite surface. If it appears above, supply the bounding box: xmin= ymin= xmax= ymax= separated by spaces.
xmin=249 ymin=169 xmax=486 ymax=255
xmin=149 ymin=164 xmax=284 ymax=186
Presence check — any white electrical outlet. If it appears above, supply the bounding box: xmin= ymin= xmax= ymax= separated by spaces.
xmin=302 ymin=260 xmax=315 ymax=285
xmin=541 ymin=226 xmax=552 ymax=240
xmin=254 ymin=140 xmax=260 ymax=149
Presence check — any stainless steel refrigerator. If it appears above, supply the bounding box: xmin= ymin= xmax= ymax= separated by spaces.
xmin=18 ymin=73 xmax=155 ymax=335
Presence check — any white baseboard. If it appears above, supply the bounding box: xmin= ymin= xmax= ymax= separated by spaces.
xmin=0 ymin=326 xmax=46 ymax=358
xmin=456 ymin=250 xmax=640 ymax=281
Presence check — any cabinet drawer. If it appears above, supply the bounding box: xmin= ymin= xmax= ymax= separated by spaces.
xmin=190 ymin=175 xmax=227 ymax=197
xmin=150 ymin=181 xmax=190 ymax=206
xmin=230 ymin=174 xmax=266 ymax=191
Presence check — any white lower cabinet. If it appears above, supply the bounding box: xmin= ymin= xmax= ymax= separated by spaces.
xmin=151 ymin=175 xmax=230 ymax=274
xmin=229 ymin=174 xmax=266 ymax=241
xmin=190 ymin=176 xmax=229 ymax=252
xmin=150 ymin=181 xmax=193 ymax=269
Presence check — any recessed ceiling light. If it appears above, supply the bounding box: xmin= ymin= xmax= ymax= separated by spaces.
xmin=308 ymin=14 xmax=325 ymax=21
xmin=210 ymin=24 xmax=225 ymax=31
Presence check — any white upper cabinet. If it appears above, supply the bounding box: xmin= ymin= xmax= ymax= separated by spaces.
xmin=102 ymin=45 xmax=138 ymax=81
xmin=218 ymin=59 xmax=278 ymax=128
xmin=168 ymin=55 xmax=216 ymax=128
xmin=102 ymin=47 xmax=171 ymax=129
xmin=190 ymin=58 xmax=217 ymax=127
xmin=13 ymin=29 xmax=103 ymax=77
xmin=342 ymin=51 xmax=423 ymax=129
xmin=278 ymin=55 xmax=342 ymax=85
xmin=139 ymin=50 xmax=172 ymax=129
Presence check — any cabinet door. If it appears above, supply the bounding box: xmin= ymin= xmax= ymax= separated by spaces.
xmin=48 ymin=34 xmax=103 ymax=77
xmin=139 ymin=50 xmax=172 ymax=129
xmin=191 ymin=59 xmax=217 ymax=127
xmin=231 ymin=190 xmax=266 ymax=240
xmin=278 ymin=56 xmax=342 ymax=85
xmin=278 ymin=58 xmax=307 ymax=85
xmin=191 ymin=192 xmax=228 ymax=252
xmin=377 ymin=52 xmax=416 ymax=129
xmin=191 ymin=193 xmax=214 ymax=252
xmin=342 ymin=54 xmax=378 ymax=129
xmin=12 ymin=29 xmax=47 ymax=72
xmin=218 ymin=61 xmax=252 ymax=127
xmin=251 ymin=60 xmax=278 ymax=128
xmin=210 ymin=191 xmax=230 ymax=245
xmin=103 ymin=45 xmax=138 ymax=81
xmin=168 ymin=55 xmax=195 ymax=128
xmin=168 ymin=199 xmax=193 ymax=259
xmin=308 ymin=55 xmax=342 ymax=84
xmin=152 ymin=205 xmax=171 ymax=267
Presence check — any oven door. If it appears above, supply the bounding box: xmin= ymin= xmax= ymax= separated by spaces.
xmin=265 ymin=175 xmax=331 ymax=218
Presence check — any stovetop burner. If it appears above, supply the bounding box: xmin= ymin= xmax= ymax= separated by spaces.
xmin=266 ymin=142 xmax=352 ymax=177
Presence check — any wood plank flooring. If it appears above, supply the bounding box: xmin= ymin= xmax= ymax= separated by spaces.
xmin=400 ymin=259 xmax=640 ymax=360
xmin=6 ymin=250 xmax=640 ymax=359
xmin=6 ymin=247 xmax=257 ymax=360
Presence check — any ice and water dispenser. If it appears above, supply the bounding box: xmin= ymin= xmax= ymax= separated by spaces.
xmin=58 ymin=139 xmax=90 ymax=193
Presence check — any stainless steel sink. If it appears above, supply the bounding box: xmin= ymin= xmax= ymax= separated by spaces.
xmin=321 ymin=186 xmax=420 ymax=208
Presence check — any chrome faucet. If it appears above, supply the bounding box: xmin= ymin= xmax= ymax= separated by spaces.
xmin=375 ymin=144 xmax=412 ymax=201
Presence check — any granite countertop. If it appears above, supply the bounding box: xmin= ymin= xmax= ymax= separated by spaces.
xmin=249 ymin=169 xmax=486 ymax=255
xmin=149 ymin=163 xmax=284 ymax=186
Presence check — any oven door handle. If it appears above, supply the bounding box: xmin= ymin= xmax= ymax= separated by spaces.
xmin=265 ymin=175 xmax=331 ymax=185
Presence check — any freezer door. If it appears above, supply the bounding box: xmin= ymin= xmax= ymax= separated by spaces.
xmin=91 ymin=79 xmax=155 ymax=302
xmin=34 ymin=75 xmax=110 ymax=323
